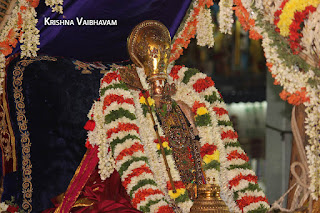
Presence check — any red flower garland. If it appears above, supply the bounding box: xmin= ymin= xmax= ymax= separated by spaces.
xmin=229 ymin=174 xmax=258 ymax=188
xmin=274 ymin=0 xmax=290 ymax=32
xmin=156 ymin=205 xmax=174 ymax=213
xmin=153 ymin=136 xmax=168 ymax=144
xmin=226 ymin=150 xmax=249 ymax=162
xmin=221 ymin=130 xmax=238 ymax=140
xmin=193 ymin=76 xmax=215 ymax=93
xmin=213 ymin=107 xmax=228 ymax=116
xmin=102 ymin=71 xmax=121 ymax=84
xmin=106 ymin=123 xmax=139 ymax=139
xmin=103 ymin=94 xmax=135 ymax=110
xmin=169 ymin=65 xmax=184 ymax=80
xmin=122 ymin=164 xmax=153 ymax=188
xmin=236 ymin=196 xmax=268 ymax=210
xmin=131 ymin=188 xmax=164 ymax=208
xmin=200 ymin=143 xmax=217 ymax=158
xmin=116 ymin=142 xmax=145 ymax=161
xmin=288 ymin=5 xmax=316 ymax=54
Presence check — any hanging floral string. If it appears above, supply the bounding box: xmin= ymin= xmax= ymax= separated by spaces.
xmin=218 ymin=0 xmax=320 ymax=200
xmin=45 ymin=0 xmax=63 ymax=14
xmin=170 ymin=0 xmax=214 ymax=63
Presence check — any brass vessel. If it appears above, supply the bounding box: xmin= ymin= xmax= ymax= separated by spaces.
xmin=190 ymin=181 xmax=230 ymax=213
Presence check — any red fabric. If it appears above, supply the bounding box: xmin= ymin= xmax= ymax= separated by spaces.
xmin=43 ymin=167 xmax=141 ymax=213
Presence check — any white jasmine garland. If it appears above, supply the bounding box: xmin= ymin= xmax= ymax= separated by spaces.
xmin=45 ymin=0 xmax=63 ymax=14
xmin=19 ymin=0 xmax=40 ymax=58
xmin=301 ymin=5 xmax=320 ymax=59
xmin=196 ymin=8 xmax=215 ymax=47
xmin=218 ymin=0 xmax=234 ymax=34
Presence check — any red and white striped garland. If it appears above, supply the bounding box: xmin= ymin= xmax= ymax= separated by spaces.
xmin=84 ymin=65 xmax=269 ymax=212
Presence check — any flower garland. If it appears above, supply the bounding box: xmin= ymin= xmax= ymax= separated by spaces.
xmin=85 ymin=67 xmax=174 ymax=212
xmin=85 ymin=64 xmax=269 ymax=212
xmin=301 ymin=5 xmax=320 ymax=62
xmin=287 ymin=6 xmax=316 ymax=54
xmin=0 ymin=0 xmax=64 ymax=96
xmin=232 ymin=0 xmax=262 ymax=40
xmin=273 ymin=0 xmax=319 ymax=54
xmin=170 ymin=65 xmax=269 ymax=212
xmin=238 ymin=1 xmax=320 ymax=199
xmin=277 ymin=0 xmax=320 ymax=37
xmin=218 ymin=0 xmax=234 ymax=34
xmin=170 ymin=0 xmax=214 ymax=63
xmin=196 ymin=7 xmax=215 ymax=47
xmin=0 ymin=0 xmax=40 ymax=96
xmin=45 ymin=0 xmax=63 ymax=14
xmin=0 ymin=197 xmax=22 ymax=213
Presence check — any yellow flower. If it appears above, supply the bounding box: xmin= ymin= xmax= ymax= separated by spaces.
xmin=139 ymin=96 xmax=146 ymax=104
xmin=203 ymin=150 xmax=220 ymax=164
xmin=196 ymin=107 xmax=208 ymax=115
xmin=156 ymin=141 xmax=171 ymax=150
xmin=139 ymin=96 xmax=155 ymax=106
xmin=162 ymin=141 xmax=169 ymax=148
xmin=168 ymin=188 xmax=186 ymax=199
xmin=278 ymin=0 xmax=320 ymax=36
xmin=147 ymin=97 xmax=155 ymax=106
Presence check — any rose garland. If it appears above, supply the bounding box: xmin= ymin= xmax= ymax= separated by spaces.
xmin=170 ymin=0 xmax=214 ymax=63
xmin=85 ymin=65 xmax=269 ymax=212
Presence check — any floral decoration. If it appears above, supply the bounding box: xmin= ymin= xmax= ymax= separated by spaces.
xmin=84 ymin=64 xmax=269 ymax=212
xmin=0 ymin=197 xmax=23 ymax=213
xmin=45 ymin=0 xmax=63 ymax=14
xmin=170 ymin=0 xmax=214 ymax=63
xmin=0 ymin=0 xmax=64 ymax=96
xmin=217 ymin=0 xmax=320 ymax=200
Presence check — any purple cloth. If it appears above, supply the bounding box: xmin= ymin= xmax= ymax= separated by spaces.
xmin=16 ymin=0 xmax=191 ymax=62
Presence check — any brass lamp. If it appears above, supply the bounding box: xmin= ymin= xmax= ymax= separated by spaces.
xmin=190 ymin=178 xmax=230 ymax=213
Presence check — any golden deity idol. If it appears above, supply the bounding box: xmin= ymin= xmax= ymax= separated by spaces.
xmin=127 ymin=20 xmax=230 ymax=213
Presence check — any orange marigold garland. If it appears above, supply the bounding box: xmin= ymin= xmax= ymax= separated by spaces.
xmin=233 ymin=0 xmax=262 ymax=40
xmin=170 ymin=0 xmax=214 ymax=63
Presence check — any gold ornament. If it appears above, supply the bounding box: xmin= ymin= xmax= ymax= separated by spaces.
xmin=127 ymin=20 xmax=171 ymax=81
xmin=190 ymin=178 xmax=230 ymax=213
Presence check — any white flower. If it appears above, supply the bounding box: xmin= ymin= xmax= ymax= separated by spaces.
xmin=0 ymin=202 xmax=8 ymax=211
